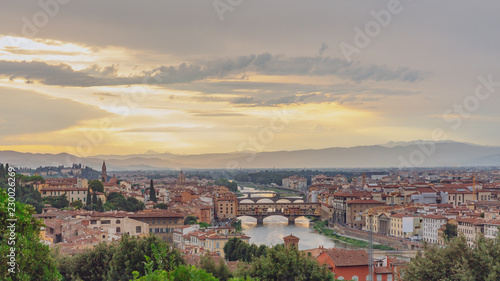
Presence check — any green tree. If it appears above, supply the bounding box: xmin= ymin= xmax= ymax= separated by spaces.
xmin=70 ymin=200 xmax=83 ymax=209
xmin=243 ymin=245 xmax=335 ymax=281
xmin=89 ymin=179 xmax=104 ymax=193
xmin=184 ymin=215 xmax=198 ymax=225
xmin=96 ymin=198 xmax=104 ymax=212
xmin=153 ymin=203 xmax=169 ymax=209
xmin=43 ymin=195 xmax=69 ymax=209
xmin=86 ymin=186 xmax=91 ymax=206
xmin=443 ymin=223 xmax=457 ymax=241
xmin=199 ymin=253 xmax=232 ymax=281
xmin=403 ymin=234 xmax=500 ymax=281
xmin=0 ymin=189 xmax=61 ymax=280
xmin=92 ymin=191 xmax=98 ymax=206
xmin=149 ymin=179 xmax=157 ymax=203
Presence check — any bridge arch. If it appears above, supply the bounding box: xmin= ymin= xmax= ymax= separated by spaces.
xmin=239 ymin=199 xmax=255 ymax=203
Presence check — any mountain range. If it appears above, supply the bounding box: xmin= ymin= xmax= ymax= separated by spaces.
xmin=2 ymin=140 xmax=500 ymax=171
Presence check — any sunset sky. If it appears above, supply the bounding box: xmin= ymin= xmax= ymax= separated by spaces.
xmin=1 ymin=1 xmax=500 ymax=156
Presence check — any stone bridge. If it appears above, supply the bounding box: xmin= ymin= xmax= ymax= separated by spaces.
xmin=237 ymin=202 xmax=320 ymax=225
xmin=237 ymin=192 xmax=305 ymax=204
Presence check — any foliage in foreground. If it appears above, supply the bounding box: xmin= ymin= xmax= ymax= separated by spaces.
xmin=404 ymin=234 xmax=500 ymax=281
xmin=238 ymin=244 xmax=335 ymax=281
xmin=56 ymin=235 xmax=184 ymax=281
xmin=0 ymin=188 xmax=61 ymax=281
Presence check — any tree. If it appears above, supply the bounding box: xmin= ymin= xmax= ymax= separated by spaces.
xmin=92 ymin=191 xmax=98 ymax=206
xmin=243 ymin=245 xmax=335 ymax=281
xmin=89 ymin=179 xmax=104 ymax=193
xmin=96 ymin=198 xmax=104 ymax=212
xmin=184 ymin=215 xmax=198 ymax=225
xmin=60 ymin=234 xmax=185 ymax=281
xmin=403 ymin=234 xmax=500 ymax=280
xmin=43 ymin=195 xmax=69 ymax=209
xmin=443 ymin=223 xmax=457 ymax=241
xmin=199 ymin=253 xmax=232 ymax=281
xmin=0 ymin=189 xmax=61 ymax=280
xmin=86 ymin=186 xmax=91 ymax=206
xmin=70 ymin=200 xmax=83 ymax=209
xmin=153 ymin=203 xmax=169 ymax=209
xmin=149 ymin=179 xmax=157 ymax=203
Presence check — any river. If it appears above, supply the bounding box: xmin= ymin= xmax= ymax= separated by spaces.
xmin=238 ymin=186 xmax=350 ymax=250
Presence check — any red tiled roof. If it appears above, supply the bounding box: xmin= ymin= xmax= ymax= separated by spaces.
xmin=323 ymin=249 xmax=369 ymax=267
xmin=347 ymin=199 xmax=385 ymax=205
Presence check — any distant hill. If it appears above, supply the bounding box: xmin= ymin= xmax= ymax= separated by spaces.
xmin=2 ymin=141 xmax=500 ymax=170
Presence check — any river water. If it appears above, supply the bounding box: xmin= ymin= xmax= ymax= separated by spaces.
xmin=238 ymin=186 xmax=349 ymax=250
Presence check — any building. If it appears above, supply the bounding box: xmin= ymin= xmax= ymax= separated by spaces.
xmin=215 ymin=192 xmax=238 ymax=219
xmin=282 ymin=176 xmax=307 ymax=190
xmin=283 ymin=234 xmax=300 ymax=248
xmin=101 ymin=160 xmax=108 ymax=183
xmin=422 ymin=214 xmax=448 ymax=243
xmin=457 ymin=218 xmax=485 ymax=246
xmin=86 ymin=213 xmax=149 ymax=239
xmin=331 ymin=191 xmax=374 ymax=225
xmin=346 ymin=199 xmax=385 ymax=228
xmin=40 ymin=187 xmax=88 ymax=204
xmin=129 ymin=209 xmax=185 ymax=243
xmin=390 ymin=213 xmax=422 ymax=238
xmin=316 ymin=249 xmax=369 ymax=281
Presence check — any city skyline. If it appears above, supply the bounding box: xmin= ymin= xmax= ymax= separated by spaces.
xmin=1 ymin=1 xmax=500 ymax=157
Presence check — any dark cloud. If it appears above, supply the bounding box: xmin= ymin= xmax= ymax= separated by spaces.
xmin=0 ymin=54 xmax=428 ymax=87
xmin=0 ymin=87 xmax=111 ymax=137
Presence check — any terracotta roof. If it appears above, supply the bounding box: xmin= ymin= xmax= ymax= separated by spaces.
xmin=323 ymin=249 xmax=369 ymax=267
xmin=375 ymin=267 xmax=393 ymax=274
xmin=347 ymin=199 xmax=385 ymax=205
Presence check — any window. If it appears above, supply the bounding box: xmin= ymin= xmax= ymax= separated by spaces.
xmin=377 ymin=274 xmax=382 ymax=281
xmin=101 ymin=220 xmax=111 ymax=224
xmin=216 ymin=242 xmax=220 ymax=249
xmin=136 ymin=226 xmax=141 ymax=233
xmin=116 ymin=220 xmax=121 ymax=224
xmin=352 ymin=276 xmax=358 ymax=281
xmin=116 ymin=227 xmax=121 ymax=233
xmin=388 ymin=275 xmax=393 ymax=281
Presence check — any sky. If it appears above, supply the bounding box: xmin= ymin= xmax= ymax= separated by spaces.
xmin=1 ymin=0 xmax=500 ymax=157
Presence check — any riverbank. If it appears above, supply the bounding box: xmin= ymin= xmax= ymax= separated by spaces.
xmin=239 ymin=182 xmax=301 ymax=197
xmin=311 ymin=220 xmax=395 ymax=250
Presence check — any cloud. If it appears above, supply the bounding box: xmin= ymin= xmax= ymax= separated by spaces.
xmin=0 ymin=54 xmax=428 ymax=87
xmin=0 ymin=87 xmax=111 ymax=137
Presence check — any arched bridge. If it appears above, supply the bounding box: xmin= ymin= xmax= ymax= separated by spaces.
xmin=237 ymin=202 xmax=320 ymax=225
xmin=237 ymin=191 xmax=304 ymax=203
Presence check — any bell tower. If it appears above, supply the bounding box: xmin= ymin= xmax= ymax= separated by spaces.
xmin=101 ymin=160 xmax=108 ymax=183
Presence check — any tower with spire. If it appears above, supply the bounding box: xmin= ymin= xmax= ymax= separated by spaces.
xmin=101 ymin=160 xmax=108 ymax=183
xmin=178 ymin=170 xmax=185 ymax=184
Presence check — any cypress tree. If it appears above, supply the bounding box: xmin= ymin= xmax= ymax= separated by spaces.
xmin=86 ymin=186 xmax=91 ymax=206
xmin=149 ymin=179 xmax=157 ymax=202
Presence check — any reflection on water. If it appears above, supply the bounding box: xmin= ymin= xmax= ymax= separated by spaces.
xmin=239 ymin=186 xmax=354 ymax=250
xmin=241 ymin=216 xmax=354 ymax=250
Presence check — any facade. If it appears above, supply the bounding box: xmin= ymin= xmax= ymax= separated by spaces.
xmin=129 ymin=209 xmax=185 ymax=243
xmin=457 ymin=218 xmax=484 ymax=246
xmin=316 ymin=249 xmax=369 ymax=281
xmin=346 ymin=199 xmax=385 ymax=228
xmin=40 ymin=187 xmax=88 ymax=204
xmin=422 ymin=214 xmax=448 ymax=243
xmin=390 ymin=214 xmax=422 ymax=238
xmin=215 ymin=193 xmax=238 ymax=219
xmin=282 ymin=176 xmax=307 ymax=190
xmin=86 ymin=214 xmax=149 ymax=240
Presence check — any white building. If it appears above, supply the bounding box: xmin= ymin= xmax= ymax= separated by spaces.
xmin=422 ymin=214 xmax=448 ymax=243
xmin=282 ymin=176 xmax=307 ymax=190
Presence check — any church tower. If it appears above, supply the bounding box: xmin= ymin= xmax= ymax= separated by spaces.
xmin=178 ymin=170 xmax=185 ymax=183
xmin=101 ymin=160 xmax=108 ymax=183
